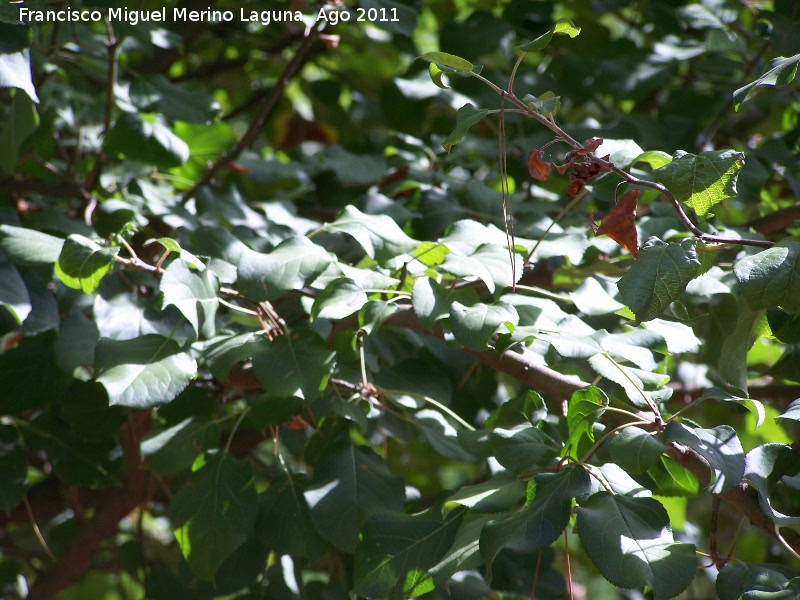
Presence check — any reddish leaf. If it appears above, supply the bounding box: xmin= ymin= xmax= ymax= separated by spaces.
xmin=566 ymin=173 xmax=586 ymax=197
xmin=527 ymin=149 xmax=551 ymax=181
xmin=590 ymin=189 xmax=641 ymax=257
xmin=584 ymin=138 xmax=603 ymax=153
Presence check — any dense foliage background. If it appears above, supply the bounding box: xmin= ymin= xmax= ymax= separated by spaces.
xmin=1 ymin=0 xmax=799 ymax=598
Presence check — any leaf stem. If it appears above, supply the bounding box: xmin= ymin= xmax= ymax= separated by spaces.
xmin=379 ymin=388 xmax=475 ymax=431
xmin=223 ymin=406 xmax=251 ymax=455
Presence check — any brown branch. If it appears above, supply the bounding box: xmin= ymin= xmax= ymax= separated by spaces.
xmin=26 ymin=411 xmax=153 ymax=600
xmin=179 ymin=21 xmax=324 ymax=206
xmin=749 ymin=202 xmax=800 ymax=236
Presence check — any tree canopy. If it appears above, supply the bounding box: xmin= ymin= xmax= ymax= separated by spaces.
xmin=1 ymin=0 xmax=799 ymax=598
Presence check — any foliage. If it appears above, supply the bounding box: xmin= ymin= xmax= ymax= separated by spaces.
xmin=1 ymin=0 xmax=800 ymax=599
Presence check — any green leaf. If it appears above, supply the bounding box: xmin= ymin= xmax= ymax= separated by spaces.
xmin=95 ymin=335 xmax=197 ymax=407
xmin=449 ymin=300 xmax=518 ymax=351
xmin=446 ymin=472 xmax=526 ymax=512
xmin=522 ymin=91 xmax=561 ymax=116
xmin=172 ymin=121 xmax=237 ymax=184
xmin=768 ymin=308 xmax=800 ymax=343
xmin=429 ymin=510 xmax=498 ymax=582
xmin=576 ymin=493 xmax=697 ymax=600
xmin=54 ymin=235 xmax=119 ymax=294
xmin=489 ymin=423 xmax=553 ymax=473
xmin=633 ymin=150 xmax=673 ymax=170
xmin=237 ymin=236 xmax=334 ymax=301
xmin=129 ymin=74 xmax=220 ymax=123
xmin=256 ymin=474 xmax=327 ymax=559
xmin=515 ymin=18 xmax=581 ymax=53
xmin=776 ymin=399 xmax=800 ymax=423
xmin=0 ymin=434 xmax=28 ymax=513
xmin=322 ymin=205 xmax=418 ymax=261
xmin=412 ymin=277 xmax=478 ymax=330
xmin=353 ymin=505 xmax=465 ymax=599
xmin=0 ymin=225 xmax=63 ymax=266
xmin=652 ymin=149 xmax=745 ymax=218
xmin=0 ymin=21 xmax=31 ymax=52
xmin=251 ymin=331 xmax=335 ymax=400
xmin=718 ymin=296 xmax=764 ymax=392
xmin=428 ymin=62 xmax=450 ymax=89
xmin=103 ymin=112 xmax=189 ymax=168
xmin=170 ymin=453 xmax=258 ymax=581
xmin=441 ymin=243 xmax=522 ymax=294
xmin=419 ymin=51 xmax=475 ymax=73
xmin=0 ymin=256 xmax=30 ymax=323
xmin=733 ymin=53 xmax=800 ymax=110
xmin=744 ymin=444 xmax=800 ymax=530
xmin=145 ymin=238 xmax=205 ymax=271
xmin=358 ymin=300 xmax=398 ymax=336
xmin=734 ymin=240 xmax=800 ymax=313
xmin=717 ymin=562 xmax=800 ymax=600
xmin=55 ymin=310 xmax=100 ymax=373
xmin=0 ymin=50 xmax=39 ymax=103
xmin=696 ymin=387 xmax=765 ymax=429
xmin=0 ymin=91 xmax=38 ymax=174
xmin=305 ymin=444 xmax=405 ymax=553
xmin=480 ymin=466 xmax=591 ymax=577
xmin=311 ymin=277 xmax=368 ymax=320
xmin=610 ymin=426 xmax=668 ymax=475
xmin=565 ymin=386 xmax=609 ymax=455
xmin=588 ymin=353 xmax=671 ymax=409
xmin=414 ymin=409 xmax=477 ymax=461
xmin=0 ymin=332 xmax=71 ymax=414
xmin=663 ymin=421 xmax=744 ymax=494
xmin=618 ymin=237 xmax=699 ymax=322
xmin=141 ymin=417 xmax=220 ymax=475
xmin=161 ymin=259 xmax=218 ymax=339
xmin=441 ymin=104 xmax=490 ymax=154
xmin=202 ymin=332 xmax=265 ymax=382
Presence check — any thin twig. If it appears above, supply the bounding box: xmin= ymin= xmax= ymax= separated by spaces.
xmin=23 ymin=496 xmax=56 ymax=562
xmin=179 ymin=20 xmax=324 ymax=205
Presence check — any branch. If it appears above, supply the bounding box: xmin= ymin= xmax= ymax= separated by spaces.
xmin=179 ymin=21 xmax=324 ymax=206
xmin=27 ymin=410 xmax=153 ymax=599
xmin=494 ymin=87 xmax=775 ymax=250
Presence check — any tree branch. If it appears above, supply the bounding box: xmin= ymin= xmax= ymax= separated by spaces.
xmin=179 ymin=20 xmax=324 ymax=206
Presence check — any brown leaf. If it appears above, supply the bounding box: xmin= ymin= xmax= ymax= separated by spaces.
xmin=585 ymin=138 xmax=603 ymax=152
xmin=573 ymin=161 xmax=603 ymax=181
xmin=591 ymin=189 xmax=641 ymax=257
xmin=566 ymin=173 xmax=586 ymax=197
xmin=527 ymin=149 xmax=551 ymax=181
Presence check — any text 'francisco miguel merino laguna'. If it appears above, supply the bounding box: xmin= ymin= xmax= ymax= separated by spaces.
xmin=18 ymin=7 xmax=401 ymax=26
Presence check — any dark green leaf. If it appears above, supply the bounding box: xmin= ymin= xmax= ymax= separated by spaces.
xmin=490 ymin=423 xmax=553 ymax=473
xmin=577 ymin=493 xmax=697 ymax=600
xmin=565 ymin=386 xmax=608 ymax=454
xmin=446 ymin=472 xmax=526 ymax=512
xmin=0 ymin=437 xmax=27 ymax=513
xmin=322 ymin=205 xmax=418 ymax=261
xmin=0 ymin=91 xmax=38 ymax=174
xmin=237 ymin=236 xmax=334 ymax=301
xmin=95 ymin=335 xmax=197 ymax=407
xmin=414 ymin=409 xmax=477 ymax=461
xmin=618 ymin=237 xmax=699 ymax=322
xmin=170 ymin=453 xmax=258 ymax=580
xmin=129 ymin=74 xmax=220 ymax=123
xmin=430 ymin=510 xmax=498 ymax=582
xmin=0 ymin=22 xmax=31 ymax=53
xmin=744 ymin=444 xmax=800 ymax=529
xmin=441 ymin=104 xmax=490 ymax=153
xmin=610 ymin=426 xmax=668 ymax=474
xmin=515 ymin=18 xmax=581 ymax=52
xmin=0 ymin=225 xmax=63 ymax=266
xmin=718 ymin=296 xmax=764 ymax=392
xmin=305 ymin=444 xmax=405 ymax=553
xmin=733 ymin=53 xmax=800 ymax=110
xmin=0 ymin=331 xmax=71 ymax=414
xmin=717 ymin=562 xmax=800 ymax=600
xmin=161 ymin=259 xmax=218 ymax=338
xmin=201 ymin=332 xmax=265 ymax=382
xmin=652 ymin=149 xmax=745 ymax=218
xmin=251 ymin=331 xmax=335 ymax=400
xmin=441 ymin=243 xmax=522 ymax=293
xmin=54 ymin=235 xmax=119 ymax=294
xmin=103 ymin=112 xmax=189 ymax=168
xmin=311 ymin=277 xmax=368 ymax=320
xmin=480 ymin=466 xmax=591 ymax=577
xmin=0 ymin=50 xmax=39 ymax=103
xmin=412 ymin=277 xmax=478 ymax=330
xmin=449 ymin=301 xmax=518 ymax=351
xmin=734 ymin=240 xmax=800 ymax=313
xmin=353 ymin=505 xmax=465 ymax=599
xmin=141 ymin=417 xmax=220 ymax=475
xmin=768 ymin=308 xmax=800 ymax=343
xmin=256 ymin=474 xmax=327 ymax=559
xmin=0 ymin=256 xmax=29 ymax=323
xmin=663 ymin=421 xmax=744 ymax=494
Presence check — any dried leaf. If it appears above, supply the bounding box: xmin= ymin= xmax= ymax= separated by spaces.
xmin=585 ymin=138 xmax=603 ymax=153
xmin=566 ymin=173 xmax=586 ymax=197
xmin=527 ymin=149 xmax=551 ymax=181
xmin=591 ymin=189 xmax=640 ymax=257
